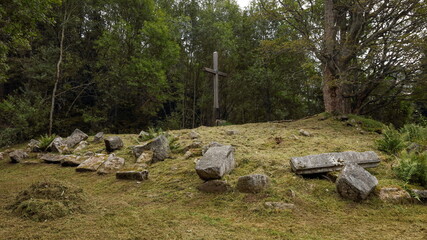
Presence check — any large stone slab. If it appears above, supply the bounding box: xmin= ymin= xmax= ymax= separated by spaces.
xmin=76 ymin=154 xmax=107 ymax=172
xmin=336 ymin=163 xmax=378 ymax=201
xmin=197 ymin=180 xmax=231 ymax=193
xmin=9 ymin=150 xmax=29 ymax=163
xmin=116 ymin=170 xmax=149 ymax=181
xmin=40 ymin=153 xmax=66 ymax=164
xmin=61 ymin=155 xmax=85 ymax=167
xmin=104 ymin=136 xmax=124 ymax=152
xmin=195 ymin=145 xmax=235 ymax=180
xmin=236 ymin=174 xmax=270 ymax=193
xmin=27 ymin=139 xmax=41 ymax=152
xmin=65 ymin=129 xmax=88 ymax=148
xmin=290 ymin=151 xmax=380 ymax=175
xmin=93 ymin=132 xmax=104 ymax=143
xmin=97 ymin=154 xmax=125 ymax=174
xmin=48 ymin=137 xmax=71 ymax=154
xmin=132 ymin=135 xmax=170 ymax=163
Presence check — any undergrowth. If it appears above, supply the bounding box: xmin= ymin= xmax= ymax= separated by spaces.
xmin=37 ymin=134 xmax=56 ymax=151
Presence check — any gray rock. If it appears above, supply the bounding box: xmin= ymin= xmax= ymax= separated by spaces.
xmin=116 ymin=170 xmax=149 ymax=181
xmin=184 ymin=150 xmax=193 ymax=159
xmin=412 ymin=189 xmax=427 ymax=200
xmin=290 ymin=151 xmax=381 ymax=175
xmin=132 ymin=135 xmax=170 ymax=163
xmin=236 ymin=174 xmax=270 ymax=193
xmin=9 ymin=150 xmax=29 ymax=163
xmin=264 ymin=202 xmax=295 ymax=210
xmin=73 ymin=141 xmax=88 ymax=152
xmin=84 ymin=151 xmax=95 ymax=157
xmin=0 ymin=152 xmax=4 ymax=161
xmin=195 ymin=145 xmax=235 ymax=180
xmin=138 ymin=130 xmax=150 ymax=139
xmin=104 ymin=136 xmax=124 ymax=152
xmin=379 ymin=187 xmax=411 ymax=203
xmin=225 ymin=130 xmax=239 ymax=136
xmin=27 ymin=139 xmax=41 ymax=152
xmin=136 ymin=151 xmax=154 ymax=164
xmin=202 ymin=142 xmax=224 ymax=155
xmin=40 ymin=153 xmax=66 ymax=164
xmin=93 ymin=132 xmax=104 ymax=143
xmin=336 ymin=163 xmax=378 ymax=201
xmin=76 ymin=154 xmax=107 ymax=172
xmin=48 ymin=137 xmax=66 ymax=153
xmin=188 ymin=131 xmax=200 ymax=139
xmin=61 ymin=155 xmax=85 ymax=167
xmin=299 ymin=129 xmax=311 ymax=137
xmin=197 ymin=180 xmax=231 ymax=193
xmin=65 ymin=129 xmax=89 ymax=148
xmin=97 ymin=154 xmax=125 ymax=174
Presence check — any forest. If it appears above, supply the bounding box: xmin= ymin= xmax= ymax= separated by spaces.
xmin=0 ymin=0 xmax=426 ymax=147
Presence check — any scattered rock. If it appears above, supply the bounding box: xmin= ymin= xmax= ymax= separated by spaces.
xmin=76 ymin=154 xmax=107 ymax=172
xmin=61 ymin=155 xmax=85 ymax=167
xmin=97 ymin=154 xmax=125 ymax=174
xmin=93 ymin=132 xmax=104 ymax=143
xmin=379 ymin=187 xmax=412 ymax=203
xmin=188 ymin=131 xmax=200 ymax=139
xmin=40 ymin=153 xmax=66 ymax=164
xmin=298 ymin=129 xmax=311 ymax=137
xmin=347 ymin=119 xmax=357 ymax=127
xmin=202 ymin=142 xmax=224 ymax=155
xmin=337 ymin=115 xmax=349 ymax=121
xmin=9 ymin=150 xmax=29 ymax=163
xmin=264 ymin=202 xmax=295 ymax=210
xmin=27 ymin=139 xmax=41 ymax=152
xmin=138 ymin=130 xmax=150 ymax=139
xmin=412 ymin=189 xmax=427 ymax=200
xmin=336 ymin=163 xmax=378 ymax=201
xmin=73 ymin=141 xmax=88 ymax=152
xmin=225 ymin=130 xmax=239 ymax=136
xmin=132 ymin=135 xmax=170 ymax=163
xmin=184 ymin=141 xmax=202 ymax=152
xmin=236 ymin=174 xmax=270 ymax=193
xmin=197 ymin=180 xmax=231 ymax=193
xmin=0 ymin=152 xmax=5 ymax=161
xmin=65 ymin=129 xmax=89 ymax=148
xmin=215 ymin=119 xmax=227 ymax=126
xmin=104 ymin=136 xmax=124 ymax=152
xmin=116 ymin=170 xmax=149 ymax=181
xmin=136 ymin=151 xmax=154 ymax=164
xmin=290 ymin=151 xmax=381 ymax=175
xmin=84 ymin=151 xmax=95 ymax=157
xmin=195 ymin=145 xmax=235 ymax=180
xmin=48 ymin=137 xmax=66 ymax=153
xmin=184 ymin=150 xmax=193 ymax=159
xmin=290 ymin=134 xmax=299 ymax=140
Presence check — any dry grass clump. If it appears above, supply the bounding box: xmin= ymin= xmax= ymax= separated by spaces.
xmin=8 ymin=180 xmax=87 ymax=221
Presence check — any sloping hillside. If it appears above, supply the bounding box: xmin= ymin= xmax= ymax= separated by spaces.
xmin=0 ymin=115 xmax=426 ymax=240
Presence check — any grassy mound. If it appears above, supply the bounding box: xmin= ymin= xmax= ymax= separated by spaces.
xmin=8 ymin=180 xmax=87 ymax=221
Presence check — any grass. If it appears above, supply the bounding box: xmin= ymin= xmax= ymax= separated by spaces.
xmin=0 ymin=114 xmax=426 ymax=239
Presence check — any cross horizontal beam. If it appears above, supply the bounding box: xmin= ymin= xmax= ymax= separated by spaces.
xmin=203 ymin=67 xmax=228 ymax=77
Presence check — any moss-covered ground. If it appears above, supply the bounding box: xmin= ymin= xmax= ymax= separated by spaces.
xmin=0 ymin=115 xmax=426 ymax=239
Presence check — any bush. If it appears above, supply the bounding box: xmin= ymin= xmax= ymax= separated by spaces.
xmin=394 ymin=152 xmax=427 ymax=187
xmin=400 ymin=124 xmax=427 ymax=144
xmin=376 ymin=126 xmax=407 ymax=155
xmin=139 ymin=127 xmax=164 ymax=141
xmin=37 ymin=134 xmax=56 ymax=151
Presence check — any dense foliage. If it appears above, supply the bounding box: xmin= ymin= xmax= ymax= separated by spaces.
xmin=0 ymin=0 xmax=426 ymax=146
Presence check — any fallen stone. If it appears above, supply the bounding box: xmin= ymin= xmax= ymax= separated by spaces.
xmin=290 ymin=151 xmax=381 ymax=175
xmin=93 ymin=132 xmax=104 ymax=143
xmin=225 ymin=130 xmax=239 ymax=136
xmin=27 ymin=139 xmax=41 ymax=152
xmin=336 ymin=163 xmax=378 ymax=201
xmin=412 ymin=189 xmax=427 ymax=200
xmin=138 ymin=130 xmax=150 ymax=139
xmin=188 ymin=131 xmax=200 ymax=139
xmin=40 ymin=153 xmax=66 ymax=164
xmin=97 ymin=154 xmax=125 ymax=174
xmin=184 ymin=150 xmax=193 ymax=159
xmin=132 ymin=135 xmax=170 ymax=163
xmin=84 ymin=151 xmax=95 ymax=157
xmin=9 ymin=150 xmax=29 ymax=163
xmin=104 ymin=136 xmax=124 ymax=152
xmin=202 ymin=142 xmax=224 ymax=155
xmin=236 ymin=174 xmax=270 ymax=193
xmin=48 ymin=137 xmax=66 ymax=153
xmin=264 ymin=202 xmax=295 ymax=210
xmin=65 ymin=129 xmax=88 ymax=148
xmin=195 ymin=145 xmax=235 ymax=180
xmin=73 ymin=141 xmax=88 ymax=153
xmin=76 ymin=154 xmax=107 ymax=172
xmin=299 ymin=129 xmax=311 ymax=137
xmin=116 ymin=170 xmax=149 ymax=181
xmin=379 ymin=187 xmax=412 ymax=203
xmin=136 ymin=151 xmax=154 ymax=164
xmin=0 ymin=152 xmax=4 ymax=161
xmin=61 ymin=155 xmax=85 ymax=167
xmin=197 ymin=180 xmax=231 ymax=193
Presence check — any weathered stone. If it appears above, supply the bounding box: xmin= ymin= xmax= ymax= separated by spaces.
xmin=264 ymin=202 xmax=295 ymax=210
xmin=40 ymin=153 xmax=66 ymax=164
xmin=138 ymin=130 xmax=150 ymax=139
xmin=290 ymin=151 xmax=381 ymax=175
xmin=412 ymin=189 xmax=427 ymax=200
xmin=0 ymin=152 xmax=5 ymax=161
xmin=225 ymin=130 xmax=239 ymax=136
xmin=93 ymin=132 xmax=104 ymax=143
xmin=184 ymin=150 xmax=193 ymax=159
xmin=61 ymin=155 xmax=85 ymax=167
xmin=76 ymin=154 xmax=107 ymax=172
xmin=236 ymin=174 xmax=270 ymax=193
xmin=188 ymin=131 xmax=200 ymax=139
xmin=9 ymin=150 xmax=28 ymax=163
xmin=202 ymin=142 xmax=224 ymax=155
xmin=336 ymin=163 xmax=378 ymax=201
xmin=84 ymin=151 xmax=95 ymax=157
xmin=132 ymin=135 xmax=170 ymax=163
xmin=27 ymin=139 xmax=41 ymax=152
xmin=48 ymin=137 xmax=66 ymax=153
xmin=73 ymin=141 xmax=88 ymax=152
xmin=97 ymin=154 xmax=125 ymax=174
xmin=104 ymin=136 xmax=124 ymax=152
xmin=379 ymin=187 xmax=411 ymax=203
xmin=197 ymin=180 xmax=231 ymax=193
xmin=136 ymin=151 xmax=153 ymax=164
xmin=299 ymin=129 xmax=311 ymax=137
xmin=195 ymin=145 xmax=235 ymax=180
xmin=65 ymin=129 xmax=88 ymax=148
xmin=116 ymin=170 xmax=149 ymax=181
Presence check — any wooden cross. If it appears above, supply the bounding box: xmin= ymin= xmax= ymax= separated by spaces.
xmin=203 ymin=51 xmax=227 ymax=122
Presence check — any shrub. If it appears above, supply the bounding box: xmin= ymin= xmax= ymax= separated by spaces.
xmin=400 ymin=124 xmax=427 ymax=144
xmin=348 ymin=114 xmax=385 ymax=133
xmin=376 ymin=126 xmax=407 ymax=155
xmin=37 ymin=134 xmax=56 ymax=151
xmin=139 ymin=127 xmax=164 ymax=141
xmin=394 ymin=152 xmax=427 ymax=187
